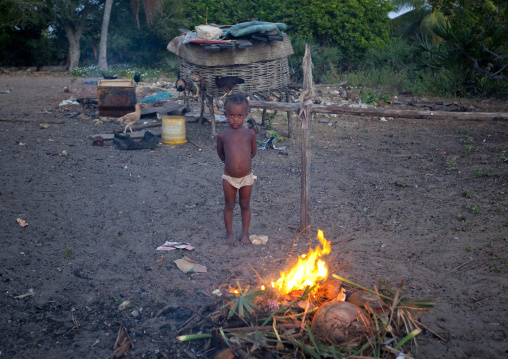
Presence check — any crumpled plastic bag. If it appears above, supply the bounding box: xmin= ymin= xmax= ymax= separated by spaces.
xmin=59 ymin=96 xmax=79 ymax=106
xmin=139 ymin=91 xmax=176 ymax=103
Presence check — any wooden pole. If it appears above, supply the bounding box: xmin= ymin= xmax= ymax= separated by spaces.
xmin=247 ymin=101 xmax=508 ymax=120
xmin=199 ymin=91 xmax=205 ymax=124
xmin=286 ymin=92 xmax=293 ymax=138
xmin=206 ymin=95 xmax=216 ymax=137
xmin=300 ymin=44 xmax=313 ymax=233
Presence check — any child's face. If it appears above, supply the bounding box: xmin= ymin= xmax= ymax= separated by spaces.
xmin=224 ymin=102 xmax=249 ymax=129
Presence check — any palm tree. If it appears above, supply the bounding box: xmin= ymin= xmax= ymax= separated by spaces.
xmin=388 ymin=0 xmax=446 ymax=39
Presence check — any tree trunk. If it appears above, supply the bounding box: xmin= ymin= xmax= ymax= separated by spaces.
xmin=64 ymin=25 xmax=84 ymax=71
xmin=98 ymin=0 xmax=114 ymax=69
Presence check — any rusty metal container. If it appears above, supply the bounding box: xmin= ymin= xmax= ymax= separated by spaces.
xmin=97 ymin=79 xmax=137 ymax=117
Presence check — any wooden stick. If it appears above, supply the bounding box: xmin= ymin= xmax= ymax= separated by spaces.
xmin=199 ymin=91 xmax=205 ymax=124
xmin=248 ymin=101 xmax=508 ymax=120
xmin=0 ymin=118 xmax=65 ymax=124
xmin=286 ymin=92 xmax=293 ymax=138
xmin=314 ymin=81 xmax=348 ymax=87
xmin=300 ymin=43 xmax=313 ymax=233
xmin=206 ymin=95 xmax=216 ymax=137
xmin=185 ymin=305 xmax=217 ymax=325
xmin=452 ymin=259 xmax=473 ymax=271
xmin=186 ymin=136 xmax=201 ymax=148
xmin=130 ymin=122 xmax=161 ymax=131
xmin=223 ymin=324 xmax=299 ymax=332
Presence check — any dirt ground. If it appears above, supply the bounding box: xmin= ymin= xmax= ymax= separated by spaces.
xmin=0 ymin=72 xmax=507 ymax=359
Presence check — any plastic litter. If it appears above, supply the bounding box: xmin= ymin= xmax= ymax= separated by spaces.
xmin=258 ymin=136 xmax=286 ymax=151
xmin=156 ymin=242 xmax=195 ymax=251
xmin=59 ymin=96 xmax=79 ymax=106
xmin=139 ymin=91 xmax=176 ymax=103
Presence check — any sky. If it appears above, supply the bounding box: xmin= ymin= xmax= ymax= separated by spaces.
xmin=388 ymin=5 xmax=413 ymax=19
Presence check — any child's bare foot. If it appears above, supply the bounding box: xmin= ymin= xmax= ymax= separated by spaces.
xmin=241 ymin=234 xmax=251 ymax=246
xmin=226 ymin=233 xmax=237 ymax=246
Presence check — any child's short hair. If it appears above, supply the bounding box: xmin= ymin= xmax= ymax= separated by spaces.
xmin=224 ymin=93 xmax=249 ymax=112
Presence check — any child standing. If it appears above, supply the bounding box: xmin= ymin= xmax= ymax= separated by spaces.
xmin=217 ymin=94 xmax=257 ymax=246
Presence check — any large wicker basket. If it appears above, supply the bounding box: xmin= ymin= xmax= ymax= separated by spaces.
xmin=167 ymin=35 xmax=293 ymax=97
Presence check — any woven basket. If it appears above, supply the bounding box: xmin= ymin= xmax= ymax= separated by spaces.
xmin=180 ymin=57 xmax=290 ymax=97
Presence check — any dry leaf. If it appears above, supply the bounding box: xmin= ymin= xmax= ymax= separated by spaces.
xmin=213 ymin=349 xmax=235 ymax=359
xmin=16 ymin=218 xmax=28 ymax=227
xmin=174 ymin=257 xmax=207 ymax=273
xmin=118 ymin=300 xmax=131 ymax=310
xmin=111 ymin=324 xmax=133 ymax=358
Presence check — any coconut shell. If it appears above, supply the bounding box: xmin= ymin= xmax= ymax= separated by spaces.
xmin=315 ymin=280 xmax=342 ymax=302
xmin=311 ymin=300 xmax=371 ymax=346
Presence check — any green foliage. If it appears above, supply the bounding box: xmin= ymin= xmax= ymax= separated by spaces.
xmin=269 ymin=130 xmax=284 ymax=143
xmin=378 ymin=1 xmax=508 ymax=97
xmin=282 ymin=0 xmax=393 ymax=59
xmin=474 ymin=168 xmax=494 ymax=178
xmin=361 ymin=88 xmax=391 ymax=104
xmin=289 ymin=38 xmax=342 ymax=83
xmin=447 ymin=157 xmax=457 ymax=171
xmin=71 ymin=65 xmax=171 ymax=81
xmin=222 ymin=284 xmax=261 ymax=319
xmin=395 ymin=177 xmax=410 ymax=187
xmin=0 ymin=0 xmax=51 ymax=31
xmin=342 ymin=67 xmax=413 ymax=91
xmin=186 ymin=0 xmax=392 ymax=61
xmin=365 ymin=38 xmax=409 ymax=69
xmin=425 ymin=1 xmax=508 ymax=90
xmin=466 ymin=204 xmax=481 ymax=214
xmin=498 ymin=152 xmax=507 ymax=164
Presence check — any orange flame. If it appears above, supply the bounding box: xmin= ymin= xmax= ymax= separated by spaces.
xmin=272 ymin=230 xmax=331 ymax=294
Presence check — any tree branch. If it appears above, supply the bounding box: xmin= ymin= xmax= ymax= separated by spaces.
xmin=444 ymin=40 xmax=508 ymax=81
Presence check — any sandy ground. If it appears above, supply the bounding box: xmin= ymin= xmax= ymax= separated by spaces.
xmin=0 ymin=72 xmax=507 ymax=358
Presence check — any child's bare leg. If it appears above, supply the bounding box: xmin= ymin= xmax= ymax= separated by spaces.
xmin=239 ymin=185 xmax=253 ymax=245
xmin=223 ymin=180 xmax=237 ymax=246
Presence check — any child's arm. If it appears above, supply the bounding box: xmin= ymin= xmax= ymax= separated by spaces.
xmin=217 ymin=133 xmax=226 ymax=163
xmin=250 ymin=129 xmax=257 ymax=158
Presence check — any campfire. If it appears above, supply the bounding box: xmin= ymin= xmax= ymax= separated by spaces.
xmin=272 ymin=229 xmax=331 ymax=295
xmin=177 ymin=230 xmax=434 ymax=359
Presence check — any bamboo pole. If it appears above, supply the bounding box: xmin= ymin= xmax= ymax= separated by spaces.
xmin=300 ymin=44 xmax=313 ymax=233
xmin=248 ymin=101 xmax=508 ymax=120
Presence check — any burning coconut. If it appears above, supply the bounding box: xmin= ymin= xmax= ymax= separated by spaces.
xmin=270 ymin=230 xmax=372 ymax=346
xmin=177 ymin=230 xmax=434 ymax=358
